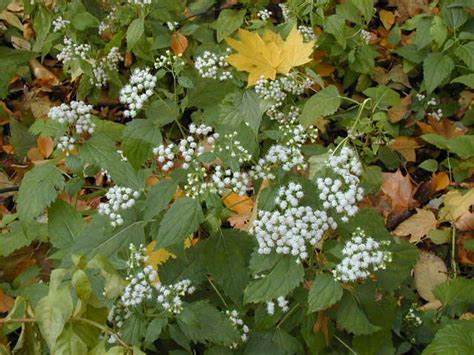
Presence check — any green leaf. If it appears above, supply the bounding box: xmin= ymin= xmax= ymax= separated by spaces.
xmin=431 ymin=16 xmax=448 ymax=47
xmin=336 ymin=292 xmax=381 ymax=335
xmin=156 ymin=197 xmax=204 ymax=249
xmin=301 ymin=85 xmax=341 ymax=127
xmin=423 ymin=53 xmax=455 ymax=94
xmin=419 ymin=159 xmax=438 ymax=172
xmin=433 ymin=277 xmax=474 ymax=307
xmin=451 ymin=74 xmax=474 ymax=88
xmin=0 ymin=221 xmax=35 ymax=256
xmin=10 ymin=118 xmax=36 ymax=158
xmin=422 ymin=134 xmax=474 ymax=158
xmin=54 ymin=325 xmax=88 ymax=355
xmin=423 ymin=321 xmax=474 ymax=355
xmin=71 ymin=12 xmax=99 ymax=31
xmin=176 ymin=301 xmax=240 ymax=346
xmin=211 ymin=9 xmax=246 ymax=42
xmin=144 ymin=318 xmax=168 ymax=347
xmin=80 ymin=134 xmax=141 ymax=189
xmin=71 ymin=270 xmax=92 ymax=301
xmin=127 ymin=17 xmax=145 ymax=50
xmin=122 ymin=119 xmax=162 ymax=170
xmin=325 ymin=15 xmax=346 ymax=48
xmin=200 ymin=230 xmax=255 ymax=304
xmin=17 ymin=165 xmax=65 ymax=222
xmin=146 ymin=99 xmax=179 ymax=127
xmin=244 ymin=255 xmax=304 ymax=304
xmin=308 ymin=273 xmax=343 ymax=313
xmin=455 ymin=42 xmax=474 ymax=70
xmin=35 ymin=287 xmax=73 ymax=351
xmin=143 ymin=179 xmax=178 ymax=221
xmin=363 ymin=85 xmax=400 ymax=108
xmin=48 ymin=200 xmax=84 ymax=250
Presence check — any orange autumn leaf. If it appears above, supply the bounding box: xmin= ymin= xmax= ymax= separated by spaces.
xmin=171 ymin=32 xmax=188 ymax=56
xmin=417 ymin=116 xmax=466 ymax=139
xmin=389 ymin=136 xmax=422 ymax=162
xmin=223 ymin=192 xmax=254 ymax=215
xmin=381 ymin=170 xmax=418 ymax=212
xmin=37 ymin=136 xmax=54 ymax=158
xmin=0 ymin=289 xmax=14 ymax=313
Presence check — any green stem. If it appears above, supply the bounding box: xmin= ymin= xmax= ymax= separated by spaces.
xmin=207 ymin=277 xmax=228 ymax=307
xmin=333 ymin=333 xmax=358 ymax=355
xmin=73 ymin=317 xmax=131 ymax=350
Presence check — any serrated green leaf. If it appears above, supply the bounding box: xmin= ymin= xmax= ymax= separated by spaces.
xmin=156 ymin=197 xmax=204 ymax=249
xmin=122 ymin=119 xmax=162 ymax=170
xmin=433 ymin=277 xmax=474 ymax=307
xmin=308 ymin=273 xmax=343 ymax=313
xmin=301 ymin=85 xmax=341 ymax=127
xmin=423 ymin=321 xmax=474 ymax=355
xmin=451 ymin=74 xmax=474 ymax=88
xmin=336 ymin=292 xmax=381 ymax=335
xmin=244 ymin=255 xmax=304 ymax=304
xmin=455 ymin=42 xmax=474 ymax=70
xmin=423 ymin=53 xmax=455 ymax=94
xmin=143 ymin=179 xmax=178 ymax=220
xmin=17 ymin=165 xmax=65 ymax=222
xmin=211 ymin=9 xmax=245 ymax=42
xmin=48 ymin=200 xmax=84 ymax=250
xmin=127 ymin=17 xmax=144 ymax=50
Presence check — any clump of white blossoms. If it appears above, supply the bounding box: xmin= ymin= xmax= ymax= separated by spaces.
xmin=211 ymin=166 xmax=249 ymax=196
xmin=226 ymin=310 xmax=250 ymax=349
xmin=255 ymin=71 xmax=313 ymax=111
xmin=156 ymin=279 xmax=195 ymax=314
xmin=128 ymin=0 xmax=151 ymax=6
xmin=257 ymin=9 xmax=272 ymax=21
xmin=48 ymin=101 xmax=95 ymax=152
xmin=266 ymin=296 xmax=289 ymax=315
xmin=251 ymin=183 xmax=336 ymax=262
xmin=360 ymin=29 xmax=373 ymax=44
xmin=214 ymin=131 xmax=252 ymax=164
xmin=52 ymin=16 xmax=70 ymax=32
xmin=279 ymin=3 xmax=292 ymax=22
xmin=155 ymin=49 xmax=185 ymax=72
xmin=166 ymin=21 xmax=179 ymax=31
xmin=98 ymin=186 xmax=141 ymax=227
xmin=298 ymin=25 xmax=317 ymax=42
xmin=98 ymin=7 xmax=117 ymax=34
xmin=404 ymin=304 xmax=423 ymax=327
xmin=57 ymin=37 xmax=91 ymax=64
xmin=316 ymin=146 xmax=364 ymax=222
xmin=91 ymin=47 xmax=123 ymax=88
xmin=333 ymin=228 xmax=391 ymax=282
xmin=119 ymin=67 xmax=157 ymax=118
xmin=194 ymin=49 xmax=232 ymax=81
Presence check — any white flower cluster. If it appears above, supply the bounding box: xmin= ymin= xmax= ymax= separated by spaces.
xmin=267 ymin=105 xmax=300 ymax=123
xmin=166 ymin=21 xmax=179 ymax=31
xmin=257 ymin=9 xmax=272 ymax=21
xmin=156 ymin=279 xmax=195 ymax=314
xmin=121 ymin=264 xmax=158 ymax=307
xmin=211 ymin=166 xmax=249 ymax=196
xmin=430 ymin=108 xmax=443 ymax=121
xmin=155 ymin=50 xmax=185 ymax=70
xmin=404 ymin=304 xmax=422 ymax=327
xmin=226 ymin=310 xmax=249 ymax=349
xmin=255 ymin=71 xmax=313 ymax=111
xmin=266 ymin=296 xmax=289 ymax=315
xmin=215 ymin=132 xmax=252 ymax=164
xmin=52 ymin=16 xmax=70 ymax=32
xmin=98 ymin=186 xmax=141 ymax=227
xmin=153 ymin=143 xmax=176 ymax=171
xmin=333 ymin=228 xmax=391 ymax=282
xmin=361 ymin=30 xmax=372 ymax=44
xmin=298 ymin=25 xmax=317 ymax=42
xmin=98 ymin=7 xmax=117 ymax=34
xmin=57 ymin=37 xmax=91 ymax=64
xmin=316 ymin=147 xmax=364 ymax=222
xmin=279 ymin=3 xmax=291 ymax=22
xmin=128 ymin=0 xmax=152 ymax=6
xmin=90 ymin=47 xmax=123 ymax=88
xmin=119 ymin=67 xmax=157 ymax=118
xmin=194 ymin=49 xmax=232 ymax=81
xmin=251 ymin=183 xmax=336 ymax=262
xmin=48 ymin=101 xmax=95 ymax=152
xmin=252 ymin=144 xmax=306 ymax=180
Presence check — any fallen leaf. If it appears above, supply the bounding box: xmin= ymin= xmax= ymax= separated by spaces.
xmin=0 ymin=289 xmax=14 ymax=313
xmin=171 ymin=32 xmax=188 ymax=56
xmin=458 ymin=232 xmax=474 ymax=265
xmin=431 ymin=172 xmax=450 ymax=191
xmin=388 ymin=0 xmax=429 ymax=21
xmin=439 ymin=189 xmax=474 ymax=222
xmin=394 ymin=208 xmax=437 ymax=243
xmin=223 ymin=192 xmax=254 ymax=215
xmin=145 ymin=241 xmax=175 ymax=272
xmin=388 ymin=95 xmax=411 ymax=123
xmin=418 ymin=116 xmax=466 ymax=139
xmin=381 ymin=170 xmax=418 ymax=212
xmin=456 ymin=212 xmax=474 ymax=231
xmin=29 ymin=59 xmax=60 ymax=86
xmin=379 ymin=10 xmax=395 ymax=30
xmin=37 ymin=136 xmax=54 ymax=158
xmin=389 ymin=136 xmax=421 ymax=162
xmin=275 ymin=25 xmax=315 ymax=75
xmin=414 ymin=251 xmax=448 ymax=302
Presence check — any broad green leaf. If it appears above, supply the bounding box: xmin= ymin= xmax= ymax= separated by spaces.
xmin=422 ymin=134 xmax=474 ymax=158
xmin=145 ymin=99 xmax=179 ymax=127
xmin=143 ymin=179 xmax=178 ymax=220
xmin=71 ymin=12 xmax=99 ymax=31
xmin=35 ymin=287 xmax=73 ymax=351
xmin=17 ymin=165 xmax=65 ymax=222
xmin=200 ymin=230 xmax=255 ymax=304
xmin=451 ymin=74 xmax=474 ymax=88
xmin=122 ymin=119 xmax=162 ymax=170
xmin=177 ymin=301 xmax=240 ymax=346
xmin=121 ymin=315 xmax=147 ymax=346
xmin=0 ymin=221 xmax=38 ymax=256
xmin=127 ymin=17 xmax=145 ymax=50
xmin=272 ymin=328 xmax=304 ymax=354
xmin=300 ymin=85 xmax=341 ymax=127
xmin=71 ymin=270 xmax=92 ymax=301
xmin=211 ymin=9 xmax=246 ymax=42
xmin=336 ymin=292 xmax=381 ymax=335
xmin=144 ymin=318 xmax=168 ymax=347
xmin=156 ymin=197 xmax=204 ymax=249
xmin=433 ymin=277 xmax=474 ymax=307
xmin=363 ymin=85 xmax=400 ymax=108
xmin=431 ymin=16 xmax=448 ymax=47
xmin=423 ymin=53 xmax=455 ymax=94
xmin=423 ymin=321 xmax=474 ymax=355
xmin=308 ymin=273 xmax=343 ymax=313
xmin=10 ymin=118 xmax=36 ymax=158
xmin=244 ymin=255 xmax=304 ymax=304
xmin=54 ymin=325 xmax=88 ymax=355
xmin=454 ymin=42 xmax=474 ymax=70
xmin=48 ymin=200 xmax=84 ymax=250
xmin=325 ymin=15 xmax=346 ymax=48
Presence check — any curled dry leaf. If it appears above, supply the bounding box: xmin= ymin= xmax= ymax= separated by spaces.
xmin=413 ymin=251 xmax=448 ymax=302
xmin=418 ymin=116 xmax=466 ymax=139
xmin=389 ymin=136 xmax=421 ymax=162
xmin=381 ymin=170 xmax=418 ymax=213
xmin=439 ymin=189 xmax=474 ymax=222
xmin=0 ymin=289 xmax=15 ymax=313
xmin=171 ymin=32 xmax=188 ymax=56
xmin=393 ymin=208 xmax=437 ymax=243
xmin=37 ymin=136 xmax=54 ymax=158
xmin=29 ymin=59 xmax=60 ymax=87
xmin=379 ymin=10 xmax=396 ymax=30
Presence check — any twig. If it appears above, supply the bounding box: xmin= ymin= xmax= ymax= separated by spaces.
xmin=0 ymin=186 xmax=19 ymax=194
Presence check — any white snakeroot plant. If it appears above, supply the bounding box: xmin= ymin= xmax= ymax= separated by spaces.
xmin=316 ymin=146 xmax=364 ymax=222
xmin=57 ymin=37 xmax=91 ymax=64
xmin=52 ymin=16 xmax=70 ymax=32
xmin=332 ymin=228 xmax=391 ymax=282
xmin=298 ymin=25 xmax=317 ymax=42
xmin=257 ymin=9 xmax=272 ymax=21
xmin=156 ymin=279 xmax=195 ymax=314
xmin=90 ymin=47 xmax=123 ymax=88
xmin=225 ymin=310 xmax=249 ymax=349
xmin=211 ymin=166 xmax=249 ymax=196
xmin=266 ymin=296 xmax=289 ymax=315
xmin=251 ymin=183 xmax=336 ymax=262
xmin=194 ymin=49 xmax=233 ymax=81
xmin=119 ymin=67 xmax=157 ymax=117
xmin=128 ymin=0 xmax=152 ymax=6
xmin=98 ymin=186 xmax=141 ymax=227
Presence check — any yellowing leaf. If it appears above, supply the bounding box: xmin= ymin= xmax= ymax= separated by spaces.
xmin=439 ymin=189 xmax=474 ymax=222
xmin=389 ymin=136 xmax=421 ymax=162
xmin=414 ymin=252 xmax=448 ymax=302
xmin=223 ymin=192 xmax=254 ymax=215
xmin=145 ymin=241 xmax=175 ymax=270
xmin=226 ymin=29 xmax=281 ymax=85
xmin=393 ymin=208 xmax=437 ymax=243
xmin=379 ymin=10 xmax=395 ymax=30
xmin=276 ymin=26 xmax=315 ymax=75
xmin=226 ymin=26 xmax=314 ymax=85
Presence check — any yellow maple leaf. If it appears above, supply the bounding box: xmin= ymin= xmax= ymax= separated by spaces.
xmin=226 ymin=26 xmax=314 ymax=85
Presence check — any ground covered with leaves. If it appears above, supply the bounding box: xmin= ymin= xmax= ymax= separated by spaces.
xmin=0 ymin=0 xmax=474 ymax=354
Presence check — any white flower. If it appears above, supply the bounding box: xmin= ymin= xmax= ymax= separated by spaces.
xmin=257 ymin=9 xmax=272 ymax=21
xmin=298 ymin=25 xmax=317 ymax=42
xmin=155 ymin=279 xmax=194 ymax=314
xmin=119 ymin=67 xmax=157 ymax=118
xmin=57 ymin=37 xmax=91 ymax=64
xmin=194 ymin=49 xmax=232 ymax=81
xmin=98 ymin=186 xmax=141 ymax=227
xmin=226 ymin=309 xmax=249 ymax=349
xmin=52 ymin=17 xmax=70 ymax=32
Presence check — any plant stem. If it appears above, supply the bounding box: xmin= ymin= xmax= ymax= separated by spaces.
xmin=207 ymin=277 xmax=228 ymax=307
xmin=73 ymin=317 xmax=131 ymax=350
xmin=333 ymin=333 xmax=358 ymax=355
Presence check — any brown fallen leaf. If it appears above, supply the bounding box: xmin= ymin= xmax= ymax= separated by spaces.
xmin=0 ymin=289 xmax=14 ymax=313
xmin=413 ymin=251 xmax=448 ymax=302
xmin=388 ymin=0 xmax=429 ymax=22
xmin=37 ymin=136 xmax=54 ymax=158
xmin=456 ymin=212 xmax=474 ymax=231
xmin=381 ymin=170 xmax=418 ymax=212
xmin=389 ymin=136 xmax=421 ymax=162
xmin=458 ymin=232 xmax=474 ymax=266
xmin=417 ymin=116 xmax=466 ymax=139
xmin=379 ymin=10 xmax=395 ymax=30
xmin=388 ymin=95 xmax=412 ymax=123
xmin=393 ymin=208 xmax=437 ymax=243
xmin=29 ymin=59 xmax=60 ymax=86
